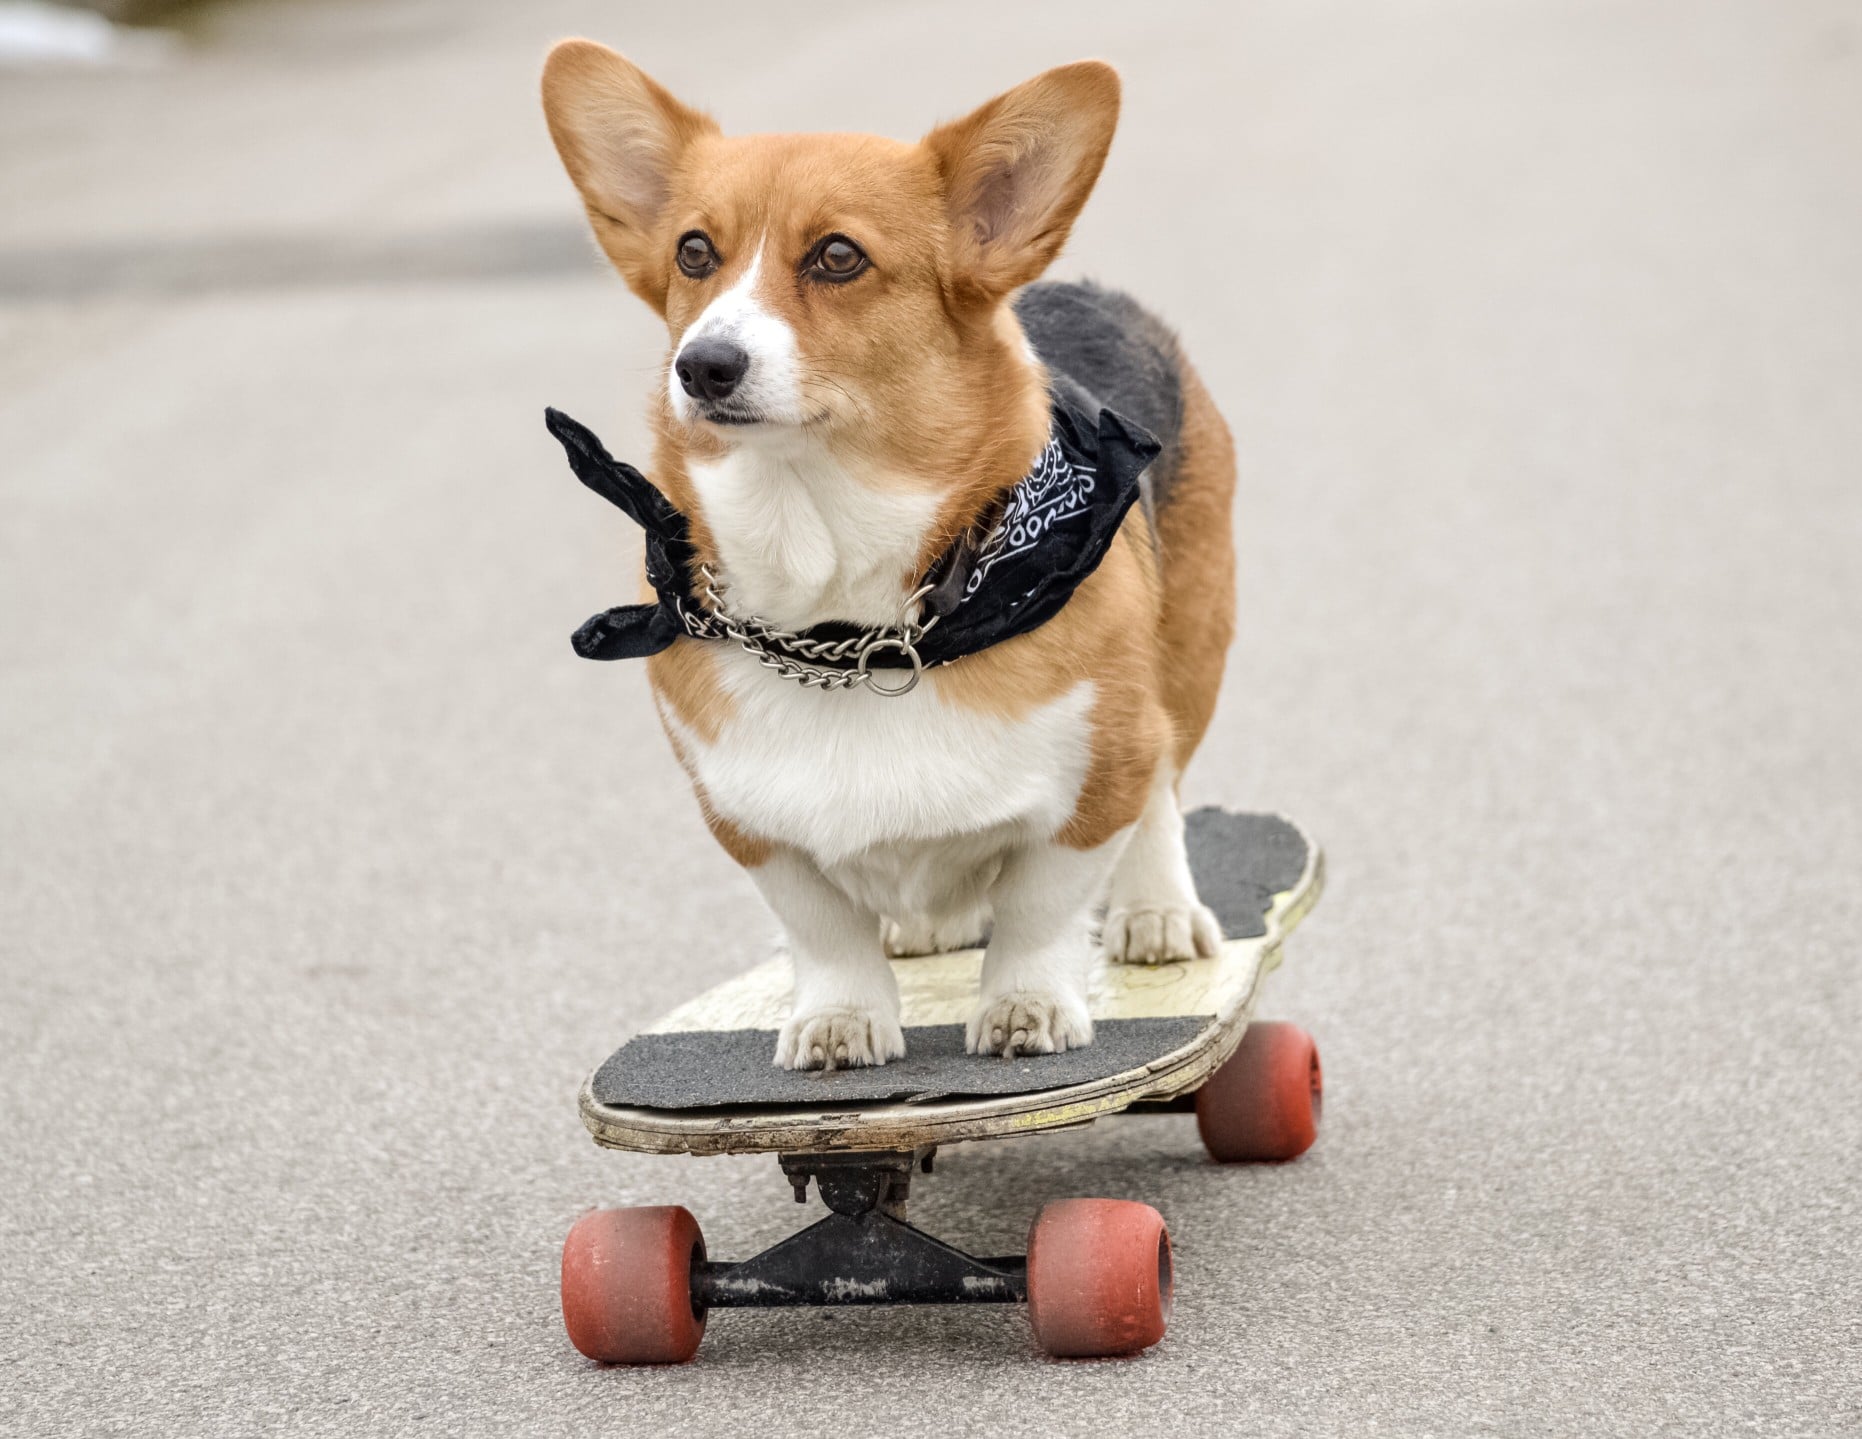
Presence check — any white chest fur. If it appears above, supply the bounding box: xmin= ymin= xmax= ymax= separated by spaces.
xmin=688 ymin=443 xmax=942 ymax=631
xmin=675 ymin=422 xmax=1087 ymax=915
xmin=661 ymin=651 xmax=1096 ymax=876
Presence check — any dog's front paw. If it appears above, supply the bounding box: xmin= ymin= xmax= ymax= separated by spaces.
xmin=1102 ymin=902 xmax=1222 ymax=965
xmin=966 ymin=990 xmax=1093 ymax=1058
xmin=775 ymin=1006 xmax=906 ymax=1071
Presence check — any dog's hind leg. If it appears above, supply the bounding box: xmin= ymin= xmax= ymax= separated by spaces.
xmin=883 ymin=903 xmax=992 ymax=958
xmin=1103 ymin=356 xmax=1233 ymax=965
xmin=1101 ymin=760 xmax=1221 ymax=963
xmin=881 ymin=859 xmax=997 ymax=957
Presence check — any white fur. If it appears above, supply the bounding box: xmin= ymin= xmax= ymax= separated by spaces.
xmin=967 ymin=831 xmax=1129 ymax=1056
xmin=750 ymin=848 xmax=907 ymax=1070
xmin=1102 ymin=761 xmax=1223 ymax=963
xmin=670 ymin=655 xmax=1096 ymax=865
xmin=668 ymin=242 xmax=810 ymax=428
xmin=688 ymin=446 xmax=941 ymax=631
xmin=659 ymin=611 xmax=1114 ymax=1065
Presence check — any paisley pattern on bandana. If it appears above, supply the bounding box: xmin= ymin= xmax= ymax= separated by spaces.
xmin=964 ymin=436 xmax=1098 ymax=600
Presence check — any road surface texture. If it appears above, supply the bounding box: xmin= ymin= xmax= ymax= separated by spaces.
xmin=3 ymin=1 xmax=1858 ymax=1434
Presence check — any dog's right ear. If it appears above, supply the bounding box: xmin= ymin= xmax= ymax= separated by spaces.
xmin=541 ymin=40 xmax=718 ymax=310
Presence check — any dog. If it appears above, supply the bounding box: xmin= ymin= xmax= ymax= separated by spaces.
xmin=541 ymin=43 xmax=1236 ymax=1071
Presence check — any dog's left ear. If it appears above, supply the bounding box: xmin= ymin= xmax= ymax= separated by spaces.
xmin=923 ymin=61 xmax=1121 ymax=302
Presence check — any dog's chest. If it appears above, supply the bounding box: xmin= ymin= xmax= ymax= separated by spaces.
xmin=687 ymin=448 xmax=941 ymax=630
xmin=664 ymin=651 xmax=1097 ymax=868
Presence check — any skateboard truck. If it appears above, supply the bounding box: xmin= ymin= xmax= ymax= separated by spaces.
xmin=702 ymin=1148 xmax=1026 ymax=1308
xmin=780 ymin=1147 xmax=923 ymax=1215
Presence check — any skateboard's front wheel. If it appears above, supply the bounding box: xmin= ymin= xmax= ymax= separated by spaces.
xmin=1026 ymin=1199 xmax=1172 ymax=1358
xmin=1195 ymin=1020 xmax=1322 ymax=1163
xmin=561 ymin=1205 xmax=706 ymax=1364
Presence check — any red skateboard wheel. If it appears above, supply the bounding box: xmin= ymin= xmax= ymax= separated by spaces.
xmin=1026 ymin=1198 xmax=1172 ymax=1357
xmin=1195 ymin=1020 xmax=1322 ymax=1162
xmin=561 ymin=1205 xmax=707 ymax=1364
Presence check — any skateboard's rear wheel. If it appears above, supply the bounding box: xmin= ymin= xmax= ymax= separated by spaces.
xmin=561 ymin=1205 xmax=706 ymax=1364
xmin=1195 ymin=1020 xmax=1322 ymax=1163
xmin=1026 ymin=1199 xmax=1172 ymax=1358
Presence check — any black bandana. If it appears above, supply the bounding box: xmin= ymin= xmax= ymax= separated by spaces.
xmin=546 ymin=397 xmax=1160 ymax=672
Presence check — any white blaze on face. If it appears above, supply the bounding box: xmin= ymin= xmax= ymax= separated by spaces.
xmin=667 ymin=241 xmax=805 ymax=426
xmin=671 ymin=235 xmax=938 ymax=630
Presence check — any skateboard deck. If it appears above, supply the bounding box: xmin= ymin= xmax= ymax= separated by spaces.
xmin=581 ymin=807 xmax=1323 ymax=1156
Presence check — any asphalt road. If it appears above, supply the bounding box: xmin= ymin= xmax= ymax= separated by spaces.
xmin=4 ymin=1 xmax=1858 ymax=1434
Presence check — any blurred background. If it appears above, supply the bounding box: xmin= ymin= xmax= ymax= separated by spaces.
xmin=3 ymin=1 xmax=1858 ymax=1434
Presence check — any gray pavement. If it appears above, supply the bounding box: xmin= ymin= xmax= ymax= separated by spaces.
xmin=3 ymin=1 xmax=1859 ymax=1434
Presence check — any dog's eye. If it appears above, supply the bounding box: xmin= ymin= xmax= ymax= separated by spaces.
xmin=676 ymin=232 xmax=719 ymax=279
xmin=806 ymin=235 xmax=868 ymax=283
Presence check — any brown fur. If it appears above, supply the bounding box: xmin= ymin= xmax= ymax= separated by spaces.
xmin=1152 ymin=359 xmax=1238 ymax=774
xmin=693 ymin=779 xmax=773 ymax=867
xmin=644 ymin=625 xmax=732 ymax=745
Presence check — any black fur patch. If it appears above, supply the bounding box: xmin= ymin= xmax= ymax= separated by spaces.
xmin=1013 ymin=281 xmax=1187 ymax=511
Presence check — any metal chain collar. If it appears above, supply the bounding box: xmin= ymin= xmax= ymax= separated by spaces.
xmin=676 ymin=564 xmax=943 ymax=697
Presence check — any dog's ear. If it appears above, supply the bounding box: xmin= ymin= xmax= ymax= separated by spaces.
xmin=922 ymin=61 xmax=1121 ymax=303
xmin=541 ymin=40 xmax=718 ymax=310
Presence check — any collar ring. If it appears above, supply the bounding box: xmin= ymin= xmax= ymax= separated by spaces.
xmin=856 ymin=637 xmax=924 ymax=698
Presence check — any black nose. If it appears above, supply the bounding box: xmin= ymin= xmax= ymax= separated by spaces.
xmin=675 ymin=337 xmax=750 ymax=403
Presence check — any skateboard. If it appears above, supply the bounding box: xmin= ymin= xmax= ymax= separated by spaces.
xmin=563 ymin=807 xmax=1325 ymax=1363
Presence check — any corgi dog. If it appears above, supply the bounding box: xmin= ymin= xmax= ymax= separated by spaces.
xmin=541 ymin=43 xmax=1236 ymax=1071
